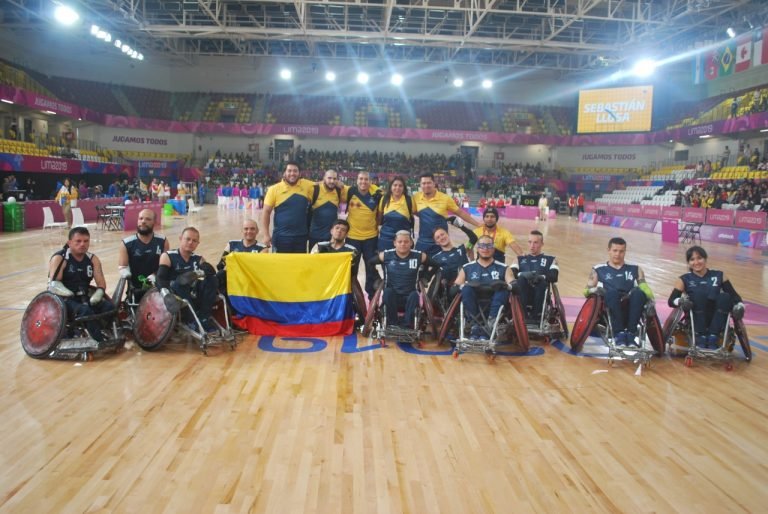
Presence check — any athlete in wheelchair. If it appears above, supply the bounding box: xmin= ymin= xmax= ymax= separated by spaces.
xmin=569 ymin=237 xmax=664 ymax=367
xmin=133 ymin=227 xmax=237 ymax=355
xmin=21 ymin=227 xmax=127 ymax=360
xmin=438 ymin=235 xmax=529 ymax=360
xmin=361 ymin=230 xmax=436 ymax=346
xmin=509 ymin=230 xmax=568 ymax=342
xmin=663 ymin=245 xmax=751 ymax=368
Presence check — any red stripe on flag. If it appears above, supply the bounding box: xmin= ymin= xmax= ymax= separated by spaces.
xmin=233 ymin=316 xmax=355 ymax=337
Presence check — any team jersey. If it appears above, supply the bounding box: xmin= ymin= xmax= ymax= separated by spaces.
xmin=315 ymin=241 xmax=361 ymax=268
xmin=462 ymin=260 xmax=507 ymax=284
xmin=342 ymin=184 xmax=381 ymax=240
xmin=378 ymin=195 xmax=415 ymax=249
xmin=123 ymin=234 xmax=166 ymax=289
xmin=228 ymin=240 xmax=267 ymax=253
xmin=593 ymin=262 xmax=640 ymax=294
xmin=264 ymin=178 xmax=314 ymax=238
xmin=412 ymin=191 xmax=461 ymax=248
xmin=309 ymin=185 xmax=342 ymax=240
xmin=382 ymin=249 xmax=422 ymax=295
xmin=51 ymin=248 xmax=95 ymax=297
xmin=167 ymin=249 xmax=203 ymax=279
xmin=512 ymin=253 xmax=557 ymax=275
xmin=432 ymin=245 xmax=470 ymax=284
xmin=681 ymin=269 xmax=725 ymax=307
xmin=473 ymin=225 xmax=516 ymax=263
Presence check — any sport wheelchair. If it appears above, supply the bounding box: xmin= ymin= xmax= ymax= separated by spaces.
xmin=437 ymin=281 xmax=529 ymax=361
xmin=569 ymin=290 xmax=664 ymax=369
xmin=133 ymin=286 xmax=237 ymax=355
xmin=512 ymin=273 xmax=569 ymax=343
xmin=360 ymin=280 xmax=436 ymax=346
xmin=662 ymin=296 xmax=751 ymax=370
xmin=20 ymin=277 xmax=131 ymax=361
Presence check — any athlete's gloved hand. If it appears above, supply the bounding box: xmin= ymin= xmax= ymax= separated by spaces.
xmin=161 ymin=288 xmax=181 ymax=314
xmin=583 ymin=286 xmax=605 ymax=297
xmin=48 ymin=280 xmax=74 ymax=297
xmin=674 ymin=294 xmax=693 ymax=312
xmin=732 ymin=302 xmax=745 ymax=320
xmin=518 ymin=271 xmax=536 ymax=281
xmin=177 ymin=270 xmax=199 ymax=286
xmin=119 ymin=267 xmax=132 ymax=279
xmin=89 ymin=287 xmax=105 ymax=306
xmin=449 ymin=216 xmax=463 ymax=228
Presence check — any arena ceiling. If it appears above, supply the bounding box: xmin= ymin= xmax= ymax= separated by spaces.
xmin=3 ymin=0 xmax=768 ymax=73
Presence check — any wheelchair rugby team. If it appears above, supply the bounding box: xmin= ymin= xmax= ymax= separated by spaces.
xmin=21 ymin=166 xmax=751 ymax=364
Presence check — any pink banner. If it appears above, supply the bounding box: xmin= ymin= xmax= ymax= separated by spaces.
xmin=706 ymin=209 xmax=735 ymax=227
xmin=18 ymin=155 xmax=81 ymax=174
xmin=641 ymin=205 xmax=662 ymax=219
xmin=662 ymin=206 xmax=682 ymax=219
xmin=734 ymin=211 xmax=767 ymax=230
xmin=625 ymin=205 xmax=643 ymax=217
xmin=682 ymin=208 xmax=706 ymax=223
xmin=585 ymin=202 xmax=596 ymax=213
xmin=608 ymin=204 xmax=627 ymax=216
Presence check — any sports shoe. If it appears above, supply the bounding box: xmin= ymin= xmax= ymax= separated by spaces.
xmin=470 ymin=325 xmax=485 ymax=339
xmin=614 ymin=331 xmax=628 ymax=345
xmin=706 ymin=334 xmax=720 ymax=349
xmin=625 ymin=331 xmax=639 ymax=347
xmin=695 ymin=334 xmax=708 ymax=348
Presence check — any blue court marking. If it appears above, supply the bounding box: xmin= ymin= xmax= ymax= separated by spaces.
xmin=551 ymin=339 xmax=611 ymax=358
xmin=257 ymin=336 xmax=327 ymax=353
xmin=340 ymin=334 xmax=383 ymax=353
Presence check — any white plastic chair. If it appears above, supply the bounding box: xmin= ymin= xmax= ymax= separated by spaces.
xmin=72 ymin=207 xmax=97 ymax=230
xmin=43 ymin=206 xmax=68 ymax=231
xmin=188 ymin=198 xmax=203 ymax=214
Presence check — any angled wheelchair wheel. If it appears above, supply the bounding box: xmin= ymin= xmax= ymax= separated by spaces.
xmin=569 ymin=294 xmax=604 ymax=353
xmin=733 ymin=317 xmax=752 ymax=362
xmin=662 ymin=307 xmax=683 ymax=346
xmin=21 ymin=292 xmax=67 ymax=358
xmin=351 ymin=279 xmax=367 ymax=327
xmin=133 ymin=288 xmax=177 ymax=351
xmin=509 ymin=294 xmax=530 ymax=352
xmin=437 ymin=294 xmax=461 ymax=346
xmin=551 ymin=284 xmax=569 ymax=340
xmin=361 ymin=283 xmax=384 ymax=338
xmin=645 ymin=310 xmax=665 ymax=355
xmin=419 ymin=282 xmax=438 ymax=339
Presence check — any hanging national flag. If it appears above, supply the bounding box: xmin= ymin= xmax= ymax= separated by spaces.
xmin=719 ymin=41 xmax=736 ymax=76
xmin=705 ymin=49 xmax=719 ymax=80
xmin=753 ymin=27 xmax=768 ymax=67
xmin=693 ymin=53 xmax=704 ymax=84
xmin=735 ymin=34 xmax=752 ymax=72
xmin=227 ymin=252 xmax=355 ymax=336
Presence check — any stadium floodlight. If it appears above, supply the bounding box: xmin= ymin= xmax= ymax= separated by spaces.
xmin=114 ymin=39 xmax=121 ymax=48
xmin=390 ymin=73 xmax=403 ymax=86
xmin=138 ymin=54 xmax=144 ymax=61
xmin=325 ymin=71 xmax=336 ymax=82
xmin=631 ymin=58 xmax=656 ymax=78
xmin=357 ymin=72 xmax=369 ymax=84
xmin=482 ymin=79 xmax=493 ymax=89
xmin=726 ymin=27 xmax=736 ymax=38
xmin=103 ymin=33 xmax=112 ymax=43
xmin=453 ymin=78 xmax=464 ymax=87
xmin=90 ymin=25 xmax=100 ymax=36
xmin=96 ymin=29 xmax=108 ymax=40
xmin=54 ymin=5 xmax=79 ymax=26
xmin=279 ymin=69 xmax=292 ymax=80
xmin=122 ymin=44 xmax=130 ymax=53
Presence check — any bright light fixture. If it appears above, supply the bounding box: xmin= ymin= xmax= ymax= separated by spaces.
xmin=90 ymin=25 xmax=99 ymax=36
xmin=453 ymin=78 xmax=463 ymax=87
xmin=482 ymin=79 xmax=493 ymax=89
xmin=357 ymin=72 xmax=369 ymax=84
xmin=726 ymin=27 xmax=736 ymax=38
xmin=54 ymin=5 xmax=79 ymax=25
xmin=391 ymin=73 xmax=403 ymax=86
xmin=114 ymin=39 xmax=122 ymax=48
xmin=699 ymin=134 xmax=712 ymax=139
xmin=631 ymin=58 xmax=656 ymax=78
xmin=325 ymin=71 xmax=336 ymax=82
xmin=1 ymin=99 xmax=14 ymax=105
xmin=279 ymin=69 xmax=292 ymax=80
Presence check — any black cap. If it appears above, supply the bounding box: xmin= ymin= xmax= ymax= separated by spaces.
xmin=483 ymin=207 xmax=499 ymax=220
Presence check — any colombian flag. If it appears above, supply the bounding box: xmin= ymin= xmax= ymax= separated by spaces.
xmin=227 ymin=253 xmax=354 ymax=336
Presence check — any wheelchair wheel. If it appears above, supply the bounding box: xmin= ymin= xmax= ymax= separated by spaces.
xmin=361 ymin=283 xmax=384 ymax=338
xmin=508 ymin=294 xmax=530 ymax=352
xmin=211 ymin=296 xmax=229 ymax=331
xmin=133 ymin=288 xmax=177 ymax=351
xmin=351 ymin=279 xmax=367 ymax=327
xmin=437 ymin=294 xmax=461 ymax=346
xmin=645 ymin=310 xmax=665 ymax=355
xmin=662 ymin=307 xmax=683 ymax=346
xmin=551 ymin=284 xmax=569 ymax=340
xmin=419 ymin=282 xmax=438 ymax=339
xmin=569 ymin=294 xmax=604 ymax=353
xmin=21 ymin=292 xmax=67 ymax=358
xmin=733 ymin=317 xmax=752 ymax=362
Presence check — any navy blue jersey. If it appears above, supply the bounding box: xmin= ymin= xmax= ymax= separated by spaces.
xmin=123 ymin=234 xmax=166 ymax=288
xmin=51 ymin=248 xmax=95 ymax=297
xmin=462 ymin=260 xmax=507 ymax=284
xmin=432 ymin=245 xmax=470 ymax=284
xmin=513 ymin=253 xmax=556 ymax=274
xmin=316 ymin=241 xmax=361 ymax=268
xmin=681 ymin=269 xmax=724 ymax=305
xmin=594 ymin=263 xmax=639 ymax=294
xmin=382 ymin=249 xmax=422 ymax=295
xmin=228 ymin=239 xmax=267 ymax=253
xmin=167 ymin=249 xmax=203 ymax=279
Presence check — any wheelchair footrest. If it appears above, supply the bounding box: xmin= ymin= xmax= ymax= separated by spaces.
xmin=456 ymin=338 xmax=497 ymax=354
xmin=56 ymin=336 xmax=100 ymax=352
xmin=382 ymin=325 xmax=420 ymax=343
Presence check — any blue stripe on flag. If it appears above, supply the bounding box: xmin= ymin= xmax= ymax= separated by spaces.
xmin=229 ymin=293 xmax=353 ymax=325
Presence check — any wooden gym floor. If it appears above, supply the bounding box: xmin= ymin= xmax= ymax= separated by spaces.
xmin=0 ymin=205 xmax=766 ymax=513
